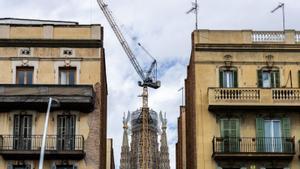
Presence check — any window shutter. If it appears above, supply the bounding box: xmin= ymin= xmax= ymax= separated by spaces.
xmin=219 ymin=70 xmax=223 ymax=87
xmin=233 ymin=70 xmax=238 ymax=87
xmin=51 ymin=162 xmax=56 ymax=169
xmin=275 ymin=70 xmax=280 ymax=87
xmin=73 ymin=164 xmax=78 ymax=169
xmin=220 ymin=119 xmax=230 ymax=137
xmin=298 ymin=71 xmax=300 ymax=87
xmin=256 ymin=117 xmax=264 ymax=137
xmin=271 ymin=70 xmax=280 ymax=88
xmin=256 ymin=117 xmax=265 ymax=152
xmin=281 ymin=117 xmax=291 ymax=137
xmin=7 ymin=162 xmax=13 ymax=169
xmin=257 ymin=70 xmax=262 ymax=87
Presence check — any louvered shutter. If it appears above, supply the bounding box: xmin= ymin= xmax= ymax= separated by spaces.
xmin=219 ymin=70 xmax=224 ymax=87
xmin=257 ymin=70 xmax=262 ymax=87
xmin=7 ymin=162 xmax=13 ymax=169
xmin=233 ymin=70 xmax=238 ymax=87
xmin=256 ymin=117 xmax=265 ymax=152
xmin=281 ymin=117 xmax=292 ymax=152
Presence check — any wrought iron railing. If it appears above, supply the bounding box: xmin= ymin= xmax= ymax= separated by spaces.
xmin=0 ymin=135 xmax=84 ymax=151
xmin=252 ymin=31 xmax=285 ymax=42
xmin=213 ymin=137 xmax=295 ymax=154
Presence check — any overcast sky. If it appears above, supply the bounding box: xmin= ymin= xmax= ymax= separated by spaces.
xmin=0 ymin=0 xmax=300 ymax=168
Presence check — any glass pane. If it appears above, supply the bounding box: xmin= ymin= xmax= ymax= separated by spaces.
xmin=223 ymin=71 xmax=234 ymax=88
xmin=26 ymin=70 xmax=33 ymax=84
xmin=17 ymin=71 xmax=25 ymax=84
xmin=262 ymin=72 xmax=271 ymax=88
xmin=69 ymin=69 xmax=75 ymax=85
xmin=60 ymin=70 xmax=67 ymax=84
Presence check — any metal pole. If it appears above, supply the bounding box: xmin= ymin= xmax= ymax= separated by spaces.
xmin=39 ymin=97 xmax=52 ymax=169
xmin=282 ymin=3 xmax=285 ymax=30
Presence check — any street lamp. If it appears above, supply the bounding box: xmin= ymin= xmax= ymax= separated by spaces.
xmin=39 ymin=97 xmax=60 ymax=169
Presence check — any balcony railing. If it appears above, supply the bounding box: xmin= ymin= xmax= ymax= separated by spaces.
xmin=212 ymin=137 xmax=295 ymax=160
xmin=208 ymin=88 xmax=300 ymax=110
xmin=252 ymin=31 xmax=285 ymax=42
xmin=0 ymin=135 xmax=85 ymax=160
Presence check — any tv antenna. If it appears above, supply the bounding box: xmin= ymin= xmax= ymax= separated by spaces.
xmin=186 ymin=0 xmax=199 ymax=30
xmin=271 ymin=2 xmax=285 ymax=30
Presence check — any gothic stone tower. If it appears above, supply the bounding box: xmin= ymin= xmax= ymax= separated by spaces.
xmin=120 ymin=110 xmax=170 ymax=169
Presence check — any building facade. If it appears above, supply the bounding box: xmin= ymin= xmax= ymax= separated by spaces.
xmin=176 ymin=106 xmax=186 ymax=169
xmin=0 ymin=18 xmax=107 ymax=169
xmin=120 ymin=109 xmax=170 ymax=169
xmin=181 ymin=30 xmax=300 ymax=169
xmin=106 ymin=138 xmax=115 ymax=169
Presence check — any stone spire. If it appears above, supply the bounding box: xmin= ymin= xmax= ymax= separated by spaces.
xmin=159 ymin=112 xmax=170 ymax=169
xmin=120 ymin=112 xmax=131 ymax=169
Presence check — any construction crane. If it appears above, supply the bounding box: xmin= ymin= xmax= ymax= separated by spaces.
xmin=96 ymin=0 xmax=160 ymax=168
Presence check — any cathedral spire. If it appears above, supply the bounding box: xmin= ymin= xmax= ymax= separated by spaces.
xmin=120 ymin=112 xmax=130 ymax=169
xmin=159 ymin=112 xmax=170 ymax=169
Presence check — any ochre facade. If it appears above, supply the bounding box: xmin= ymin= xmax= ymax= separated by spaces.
xmin=181 ymin=30 xmax=300 ymax=169
xmin=0 ymin=20 xmax=107 ymax=169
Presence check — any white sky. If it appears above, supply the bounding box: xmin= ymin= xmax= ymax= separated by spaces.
xmin=0 ymin=0 xmax=299 ymax=168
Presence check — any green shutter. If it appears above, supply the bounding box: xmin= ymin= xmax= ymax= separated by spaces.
xmin=257 ymin=70 xmax=262 ymax=88
xmin=275 ymin=70 xmax=280 ymax=87
xmin=233 ymin=70 xmax=238 ymax=87
xmin=298 ymin=71 xmax=300 ymax=87
xmin=281 ymin=117 xmax=291 ymax=137
xmin=272 ymin=70 xmax=280 ymax=88
xmin=281 ymin=117 xmax=291 ymax=152
xmin=256 ymin=117 xmax=265 ymax=152
xmin=220 ymin=119 xmax=229 ymax=137
xmin=219 ymin=70 xmax=223 ymax=87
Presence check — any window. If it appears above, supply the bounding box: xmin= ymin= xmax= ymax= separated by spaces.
xmin=63 ymin=49 xmax=73 ymax=56
xmin=57 ymin=115 xmax=76 ymax=150
xmin=13 ymin=115 xmax=32 ymax=150
xmin=219 ymin=68 xmax=238 ymax=88
xmin=59 ymin=67 xmax=76 ymax=85
xmin=20 ymin=48 xmax=31 ymax=55
xmin=12 ymin=165 xmax=31 ymax=169
xmin=56 ymin=165 xmax=73 ymax=169
xmin=256 ymin=117 xmax=291 ymax=153
xmin=257 ymin=69 xmax=280 ymax=88
xmin=220 ymin=119 xmax=240 ymax=152
xmin=16 ymin=67 xmax=33 ymax=84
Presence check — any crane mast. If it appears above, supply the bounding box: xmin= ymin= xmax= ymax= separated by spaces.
xmin=96 ymin=1 xmax=160 ymax=168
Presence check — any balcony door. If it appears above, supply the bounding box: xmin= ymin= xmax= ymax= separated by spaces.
xmin=220 ymin=119 xmax=240 ymax=152
xmin=264 ymin=120 xmax=282 ymax=152
xmin=13 ymin=115 xmax=32 ymax=150
xmin=57 ymin=115 xmax=76 ymax=150
xmin=219 ymin=68 xmax=238 ymax=88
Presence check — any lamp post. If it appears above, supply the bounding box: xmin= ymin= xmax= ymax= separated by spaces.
xmin=39 ymin=97 xmax=60 ymax=169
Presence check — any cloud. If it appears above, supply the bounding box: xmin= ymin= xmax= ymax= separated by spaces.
xmin=1 ymin=0 xmax=300 ymax=168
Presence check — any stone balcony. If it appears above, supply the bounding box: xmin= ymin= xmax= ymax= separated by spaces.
xmin=0 ymin=84 xmax=95 ymax=112
xmin=208 ymin=88 xmax=300 ymax=111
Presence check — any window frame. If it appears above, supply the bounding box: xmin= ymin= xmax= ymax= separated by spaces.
xmin=58 ymin=67 xmax=77 ymax=85
xmin=16 ymin=66 xmax=34 ymax=85
xmin=257 ymin=68 xmax=280 ymax=88
xmin=219 ymin=67 xmax=238 ymax=88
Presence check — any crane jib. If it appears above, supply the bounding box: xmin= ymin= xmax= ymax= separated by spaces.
xmin=97 ymin=0 xmax=160 ymax=89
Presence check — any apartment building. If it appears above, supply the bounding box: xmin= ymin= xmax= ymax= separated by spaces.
xmin=0 ymin=18 xmax=107 ymax=169
xmin=180 ymin=30 xmax=300 ymax=169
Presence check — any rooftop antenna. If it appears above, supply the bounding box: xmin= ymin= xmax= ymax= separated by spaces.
xmin=186 ymin=0 xmax=199 ymax=30
xmin=271 ymin=2 xmax=285 ymax=30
